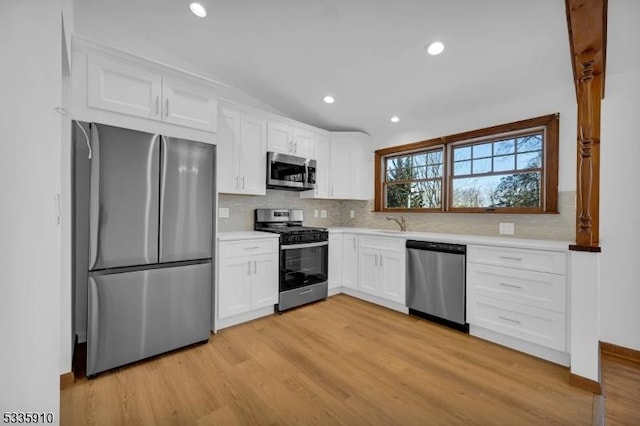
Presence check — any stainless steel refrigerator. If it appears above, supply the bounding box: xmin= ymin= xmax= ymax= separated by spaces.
xmin=73 ymin=122 xmax=214 ymax=377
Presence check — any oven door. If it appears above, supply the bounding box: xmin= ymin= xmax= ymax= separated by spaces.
xmin=280 ymin=241 xmax=328 ymax=292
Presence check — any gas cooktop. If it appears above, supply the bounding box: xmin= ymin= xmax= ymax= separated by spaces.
xmin=254 ymin=208 xmax=328 ymax=244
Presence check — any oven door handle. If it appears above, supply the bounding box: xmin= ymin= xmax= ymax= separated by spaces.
xmin=281 ymin=241 xmax=328 ymax=250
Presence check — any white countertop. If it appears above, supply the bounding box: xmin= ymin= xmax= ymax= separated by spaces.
xmin=217 ymin=231 xmax=279 ymax=241
xmin=328 ymin=227 xmax=571 ymax=251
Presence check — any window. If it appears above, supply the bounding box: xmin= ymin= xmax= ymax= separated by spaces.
xmin=374 ymin=114 xmax=559 ymax=213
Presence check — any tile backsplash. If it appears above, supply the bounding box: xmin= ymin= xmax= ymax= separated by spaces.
xmin=218 ymin=190 xmax=576 ymax=242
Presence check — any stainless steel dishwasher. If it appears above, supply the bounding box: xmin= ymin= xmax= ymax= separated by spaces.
xmin=406 ymin=240 xmax=467 ymax=331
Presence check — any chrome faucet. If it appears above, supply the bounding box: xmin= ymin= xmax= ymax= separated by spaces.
xmin=386 ymin=215 xmax=406 ymax=232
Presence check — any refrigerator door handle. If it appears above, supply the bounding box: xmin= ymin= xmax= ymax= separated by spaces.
xmin=88 ymin=125 xmax=100 ymax=270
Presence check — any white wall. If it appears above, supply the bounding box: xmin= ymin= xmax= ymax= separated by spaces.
xmin=0 ymin=0 xmax=62 ymax=421
xmin=599 ymin=68 xmax=640 ymax=351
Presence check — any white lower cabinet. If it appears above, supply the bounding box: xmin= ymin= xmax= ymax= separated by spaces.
xmin=328 ymin=233 xmax=343 ymax=292
xmin=342 ymin=234 xmax=358 ymax=290
xmin=357 ymin=236 xmax=405 ymax=305
xmin=217 ymin=237 xmax=278 ymax=329
xmin=466 ymin=244 xmax=569 ymax=365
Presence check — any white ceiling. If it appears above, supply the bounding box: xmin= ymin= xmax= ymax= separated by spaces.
xmin=74 ymin=0 xmax=576 ymax=143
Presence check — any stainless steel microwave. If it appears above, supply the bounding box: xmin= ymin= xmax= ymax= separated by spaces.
xmin=266 ymin=151 xmax=316 ymax=191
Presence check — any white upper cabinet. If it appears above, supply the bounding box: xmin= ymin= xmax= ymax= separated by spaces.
xmin=161 ymin=76 xmax=217 ymax=131
xmin=301 ymin=133 xmax=331 ymax=199
xmin=217 ymin=105 xmax=267 ymax=195
xmin=301 ymin=131 xmax=371 ymax=201
xmin=87 ymin=54 xmax=162 ymax=120
xmin=87 ymin=54 xmax=217 ymax=132
xmin=267 ymin=120 xmax=315 ymax=158
xmin=73 ymin=36 xmax=221 ymax=138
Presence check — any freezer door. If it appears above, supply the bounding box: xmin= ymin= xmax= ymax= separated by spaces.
xmin=159 ymin=136 xmax=214 ymax=263
xmin=89 ymin=123 xmax=160 ymax=270
xmin=87 ymin=262 xmax=211 ymax=376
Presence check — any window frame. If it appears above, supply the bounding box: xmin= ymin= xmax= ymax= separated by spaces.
xmin=374 ymin=113 xmax=559 ymax=214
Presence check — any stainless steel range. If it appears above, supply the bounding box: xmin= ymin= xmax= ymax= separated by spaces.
xmin=254 ymin=209 xmax=328 ymax=312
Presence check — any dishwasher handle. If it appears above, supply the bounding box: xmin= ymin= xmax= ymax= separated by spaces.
xmin=406 ymin=240 xmax=466 ymax=255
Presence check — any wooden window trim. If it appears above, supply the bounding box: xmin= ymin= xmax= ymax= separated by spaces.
xmin=374 ymin=113 xmax=560 ymax=213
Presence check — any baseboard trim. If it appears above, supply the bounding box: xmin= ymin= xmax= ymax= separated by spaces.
xmin=601 ymin=341 xmax=640 ymax=363
xmin=569 ymin=373 xmax=602 ymax=394
xmin=60 ymin=372 xmax=75 ymax=389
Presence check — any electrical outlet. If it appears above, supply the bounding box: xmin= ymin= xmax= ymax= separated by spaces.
xmin=350 ymin=210 xmax=355 ymax=218
xmin=218 ymin=207 xmax=229 ymax=218
xmin=499 ymin=222 xmax=515 ymax=235
xmin=320 ymin=210 xmax=327 ymax=218
xmin=314 ymin=209 xmax=319 ymax=218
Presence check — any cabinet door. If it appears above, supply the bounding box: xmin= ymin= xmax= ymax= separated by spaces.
xmin=380 ymin=250 xmax=405 ymax=304
xmin=329 ymin=139 xmax=353 ymax=199
xmin=216 ymin=107 xmax=241 ymax=193
xmin=328 ymin=234 xmax=343 ymax=290
xmin=88 ymin=54 xmax=162 ymax=120
xmin=218 ymin=256 xmax=252 ymax=319
xmin=267 ymin=121 xmax=292 ymax=154
xmin=251 ymin=253 xmax=278 ymax=309
xmin=162 ymin=76 xmax=217 ymax=132
xmin=358 ymin=248 xmax=380 ymax=296
xmin=239 ymin=113 xmax=267 ymax=195
xmin=292 ymin=127 xmax=314 ymax=157
xmin=314 ymin=134 xmax=331 ymax=198
xmin=342 ymin=234 xmax=358 ymax=289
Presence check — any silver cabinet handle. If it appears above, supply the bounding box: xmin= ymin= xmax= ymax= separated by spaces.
xmin=235 ymin=176 xmax=239 ymax=189
xmin=242 ymin=176 xmax=246 ymax=190
xmin=299 ymin=288 xmax=313 ymax=295
xmin=245 ymin=246 xmax=260 ymax=250
xmin=499 ymin=256 xmax=523 ymax=261
xmin=294 ymin=141 xmax=298 ymax=153
xmin=165 ymin=98 xmax=170 ymax=117
xmin=499 ymin=282 xmax=522 ymax=289
xmin=253 ymin=260 xmax=257 ymax=275
xmin=154 ymin=95 xmax=159 ymax=116
xmin=353 ymin=238 xmax=356 ymax=249
xmin=247 ymin=260 xmax=251 ymax=275
xmin=380 ymin=254 xmax=383 ymax=268
xmin=499 ymin=316 xmax=522 ymax=324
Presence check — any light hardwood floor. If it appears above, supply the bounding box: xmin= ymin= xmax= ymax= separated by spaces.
xmin=61 ymin=294 xmax=595 ymax=425
xmin=602 ymin=353 xmax=640 ymax=425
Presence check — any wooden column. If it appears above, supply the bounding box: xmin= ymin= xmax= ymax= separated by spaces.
xmin=565 ymin=0 xmax=607 ymax=251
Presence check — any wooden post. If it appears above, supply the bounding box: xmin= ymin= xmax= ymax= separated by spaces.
xmin=565 ymin=0 xmax=606 ymax=252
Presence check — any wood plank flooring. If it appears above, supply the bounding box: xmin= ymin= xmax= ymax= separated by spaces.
xmin=61 ymin=294 xmax=595 ymax=425
xmin=602 ymin=353 xmax=640 ymax=425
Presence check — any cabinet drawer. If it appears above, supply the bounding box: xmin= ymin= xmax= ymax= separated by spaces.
xmin=467 ymin=245 xmax=566 ymax=275
xmin=467 ymin=263 xmax=566 ymax=313
xmin=359 ymin=235 xmax=404 ymax=252
xmin=468 ymin=295 xmax=566 ymax=351
xmin=219 ymin=239 xmax=278 ymax=258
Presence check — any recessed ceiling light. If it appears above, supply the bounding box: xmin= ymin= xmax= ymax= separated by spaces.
xmin=390 ymin=116 xmax=400 ymax=123
xmin=323 ymin=95 xmax=335 ymax=104
xmin=426 ymin=41 xmax=445 ymax=56
xmin=189 ymin=2 xmax=207 ymax=18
